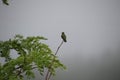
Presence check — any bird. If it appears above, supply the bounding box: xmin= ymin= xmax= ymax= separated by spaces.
xmin=61 ymin=32 xmax=67 ymax=42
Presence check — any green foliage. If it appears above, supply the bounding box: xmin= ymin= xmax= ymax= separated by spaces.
xmin=2 ymin=0 xmax=9 ymax=5
xmin=0 ymin=35 xmax=66 ymax=80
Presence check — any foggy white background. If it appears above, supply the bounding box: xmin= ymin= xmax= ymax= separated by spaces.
xmin=0 ymin=0 xmax=120 ymax=80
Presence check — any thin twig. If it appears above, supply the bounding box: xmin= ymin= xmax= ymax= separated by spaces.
xmin=45 ymin=40 xmax=64 ymax=80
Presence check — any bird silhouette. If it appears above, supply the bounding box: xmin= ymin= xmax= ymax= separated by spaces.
xmin=61 ymin=32 xmax=67 ymax=42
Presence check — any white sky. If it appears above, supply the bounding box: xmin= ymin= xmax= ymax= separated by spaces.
xmin=0 ymin=0 xmax=120 ymax=80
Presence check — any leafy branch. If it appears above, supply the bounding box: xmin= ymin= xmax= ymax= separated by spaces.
xmin=45 ymin=32 xmax=67 ymax=80
xmin=2 ymin=0 xmax=9 ymax=5
xmin=0 ymin=33 xmax=67 ymax=80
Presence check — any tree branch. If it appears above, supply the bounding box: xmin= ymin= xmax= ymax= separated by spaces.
xmin=45 ymin=40 xmax=64 ymax=80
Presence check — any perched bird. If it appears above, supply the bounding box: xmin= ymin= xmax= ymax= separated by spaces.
xmin=61 ymin=32 xmax=67 ymax=42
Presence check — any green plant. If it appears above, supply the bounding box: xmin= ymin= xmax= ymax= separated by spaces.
xmin=2 ymin=0 xmax=9 ymax=5
xmin=45 ymin=32 xmax=67 ymax=80
xmin=0 ymin=34 xmax=66 ymax=80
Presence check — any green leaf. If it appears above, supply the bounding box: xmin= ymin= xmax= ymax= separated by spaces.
xmin=2 ymin=0 xmax=9 ymax=5
xmin=0 ymin=34 xmax=66 ymax=80
xmin=25 ymin=70 xmax=35 ymax=79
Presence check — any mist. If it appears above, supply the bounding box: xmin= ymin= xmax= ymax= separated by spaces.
xmin=0 ymin=0 xmax=120 ymax=80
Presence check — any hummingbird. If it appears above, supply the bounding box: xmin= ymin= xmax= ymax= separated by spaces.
xmin=61 ymin=32 xmax=67 ymax=42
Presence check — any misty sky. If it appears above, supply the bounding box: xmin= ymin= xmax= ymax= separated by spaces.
xmin=0 ymin=0 xmax=120 ymax=80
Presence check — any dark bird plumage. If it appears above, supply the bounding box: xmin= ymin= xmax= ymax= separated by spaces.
xmin=61 ymin=32 xmax=67 ymax=42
